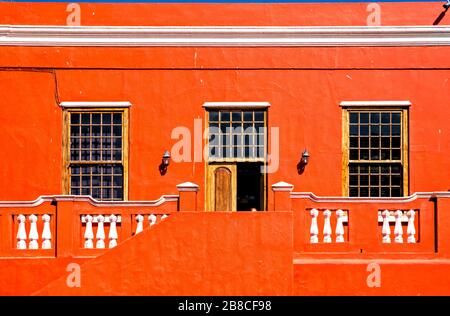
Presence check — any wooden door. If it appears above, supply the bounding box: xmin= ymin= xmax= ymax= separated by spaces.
xmin=206 ymin=164 xmax=236 ymax=211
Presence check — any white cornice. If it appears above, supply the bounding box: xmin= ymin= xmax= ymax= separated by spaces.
xmin=203 ymin=102 xmax=271 ymax=108
xmin=2 ymin=25 xmax=450 ymax=47
xmin=59 ymin=101 xmax=132 ymax=108
xmin=340 ymin=101 xmax=412 ymax=107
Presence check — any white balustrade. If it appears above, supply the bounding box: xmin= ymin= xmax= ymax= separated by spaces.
xmin=394 ymin=210 xmax=404 ymax=243
xmin=28 ymin=214 xmax=39 ymax=249
xmin=381 ymin=210 xmax=392 ymax=244
xmin=135 ymin=214 xmax=144 ymax=235
xmin=16 ymin=214 xmax=27 ymax=250
xmin=108 ymin=214 xmax=118 ymax=248
xmin=84 ymin=215 xmax=94 ymax=249
xmin=310 ymin=208 xmax=348 ymax=244
xmin=41 ymin=214 xmax=52 ymax=249
xmin=95 ymin=215 xmax=106 ymax=249
xmin=81 ymin=214 xmax=122 ymax=249
xmin=309 ymin=209 xmax=319 ymax=244
xmin=407 ymin=209 xmax=416 ymax=243
xmin=149 ymin=214 xmax=157 ymax=227
xmin=323 ymin=209 xmax=332 ymax=243
xmin=335 ymin=209 xmax=345 ymax=243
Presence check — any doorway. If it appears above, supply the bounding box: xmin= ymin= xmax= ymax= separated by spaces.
xmin=206 ymin=162 xmax=264 ymax=211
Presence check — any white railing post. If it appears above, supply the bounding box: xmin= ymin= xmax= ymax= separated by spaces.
xmin=95 ymin=215 xmax=105 ymax=249
xmin=149 ymin=214 xmax=157 ymax=227
xmin=407 ymin=209 xmax=416 ymax=243
xmin=84 ymin=215 xmax=94 ymax=249
xmin=41 ymin=214 xmax=52 ymax=249
xmin=16 ymin=214 xmax=27 ymax=250
xmin=335 ymin=209 xmax=345 ymax=243
xmin=310 ymin=209 xmax=319 ymax=244
xmin=394 ymin=210 xmax=404 ymax=243
xmin=135 ymin=214 xmax=144 ymax=234
xmin=382 ymin=210 xmax=391 ymax=244
xmin=28 ymin=214 xmax=39 ymax=249
xmin=108 ymin=214 xmax=118 ymax=248
xmin=323 ymin=209 xmax=332 ymax=243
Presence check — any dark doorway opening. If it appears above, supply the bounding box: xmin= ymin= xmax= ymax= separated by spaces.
xmin=237 ymin=162 xmax=263 ymax=211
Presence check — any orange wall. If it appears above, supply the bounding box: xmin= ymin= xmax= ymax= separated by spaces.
xmin=0 ymin=3 xmax=448 ymax=26
xmin=1 ymin=67 xmax=450 ymax=209
xmin=33 ymin=212 xmax=293 ymax=296
xmin=1 ymin=3 xmax=450 ymax=208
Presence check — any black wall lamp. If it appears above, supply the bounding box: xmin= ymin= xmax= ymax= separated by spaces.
xmin=159 ymin=150 xmax=171 ymax=175
xmin=297 ymin=149 xmax=310 ymax=174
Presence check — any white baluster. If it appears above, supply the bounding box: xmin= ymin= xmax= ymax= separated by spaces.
xmin=41 ymin=214 xmax=52 ymax=249
xmin=335 ymin=209 xmax=345 ymax=243
xmin=135 ymin=214 xmax=144 ymax=234
xmin=28 ymin=214 xmax=39 ymax=249
xmin=323 ymin=209 xmax=332 ymax=243
xmin=84 ymin=215 xmax=94 ymax=249
xmin=149 ymin=214 xmax=157 ymax=227
xmin=96 ymin=215 xmax=105 ymax=249
xmin=310 ymin=209 xmax=319 ymax=244
xmin=382 ymin=210 xmax=391 ymax=244
xmin=108 ymin=215 xmax=118 ymax=248
xmin=394 ymin=210 xmax=404 ymax=243
xmin=161 ymin=214 xmax=168 ymax=220
xmin=407 ymin=209 xmax=416 ymax=243
xmin=16 ymin=214 xmax=27 ymax=250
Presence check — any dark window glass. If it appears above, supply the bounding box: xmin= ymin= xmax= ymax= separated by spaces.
xmin=348 ymin=110 xmax=405 ymax=197
xmin=69 ymin=111 xmax=124 ymax=200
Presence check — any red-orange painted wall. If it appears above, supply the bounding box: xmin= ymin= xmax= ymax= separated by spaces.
xmin=1 ymin=3 xmax=450 ymax=208
xmin=32 ymin=212 xmax=293 ymax=296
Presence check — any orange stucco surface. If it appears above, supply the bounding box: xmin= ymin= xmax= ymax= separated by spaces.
xmin=1 ymin=3 xmax=450 ymax=296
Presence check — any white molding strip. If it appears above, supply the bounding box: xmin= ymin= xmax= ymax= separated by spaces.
xmin=59 ymin=101 xmax=132 ymax=108
xmin=203 ymin=102 xmax=271 ymax=108
xmin=0 ymin=194 xmax=179 ymax=208
xmin=2 ymin=25 xmax=450 ymax=47
xmin=340 ymin=101 xmax=412 ymax=107
xmin=290 ymin=192 xmax=436 ymax=203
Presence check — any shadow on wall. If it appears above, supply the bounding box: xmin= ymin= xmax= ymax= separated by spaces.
xmin=433 ymin=4 xmax=449 ymax=25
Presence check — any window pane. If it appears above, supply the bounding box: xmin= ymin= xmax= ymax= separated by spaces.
xmin=360 ymin=113 xmax=369 ymax=123
xmin=254 ymin=111 xmax=264 ymax=121
xmin=71 ymin=113 xmax=80 ymax=124
xmin=92 ymin=114 xmax=101 ymax=124
xmin=392 ymin=113 xmax=401 ymax=124
xmin=209 ymin=111 xmax=219 ymax=122
xmin=220 ymin=112 xmax=230 ymax=121
xmin=370 ymin=113 xmax=379 ymax=124
xmin=360 ymin=125 xmax=369 ymax=136
xmin=349 ymin=113 xmax=358 ymax=123
xmin=232 ymin=112 xmax=242 ymax=121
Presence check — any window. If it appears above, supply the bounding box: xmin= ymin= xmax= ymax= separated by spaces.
xmin=207 ymin=109 xmax=266 ymax=161
xmin=343 ymin=107 xmax=408 ymax=197
xmin=63 ymin=109 xmax=129 ymax=200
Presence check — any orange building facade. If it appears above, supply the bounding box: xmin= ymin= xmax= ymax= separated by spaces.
xmin=1 ymin=2 xmax=450 ymax=295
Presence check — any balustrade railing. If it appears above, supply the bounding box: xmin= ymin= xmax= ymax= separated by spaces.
xmin=0 ymin=194 xmax=178 ymax=258
xmin=291 ymin=192 xmax=438 ymax=255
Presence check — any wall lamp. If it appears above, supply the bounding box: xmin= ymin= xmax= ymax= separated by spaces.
xmin=444 ymin=0 xmax=450 ymax=9
xmin=297 ymin=149 xmax=310 ymax=174
xmin=159 ymin=150 xmax=171 ymax=175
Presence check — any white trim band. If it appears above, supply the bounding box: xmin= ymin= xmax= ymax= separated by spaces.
xmin=203 ymin=102 xmax=271 ymax=108
xmin=340 ymin=101 xmax=411 ymax=107
xmin=59 ymin=101 xmax=132 ymax=108
xmin=2 ymin=25 xmax=450 ymax=47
